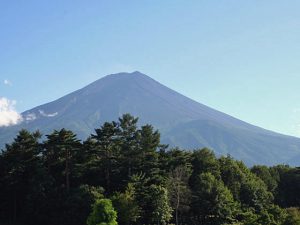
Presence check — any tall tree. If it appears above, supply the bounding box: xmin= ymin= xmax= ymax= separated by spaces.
xmin=91 ymin=121 xmax=121 ymax=193
xmin=138 ymin=124 xmax=161 ymax=182
xmin=251 ymin=165 xmax=278 ymax=194
xmin=219 ymin=156 xmax=245 ymax=201
xmin=191 ymin=172 xmax=238 ymax=225
xmin=167 ymin=166 xmax=191 ymax=225
xmin=190 ymin=148 xmax=221 ymax=188
xmin=149 ymin=185 xmax=173 ymax=225
xmin=43 ymin=129 xmax=81 ymax=192
xmin=240 ymin=173 xmax=273 ymax=212
xmin=118 ymin=114 xmax=139 ymax=179
xmin=276 ymin=167 xmax=300 ymax=207
xmin=111 ymin=183 xmax=140 ymax=225
xmin=0 ymin=129 xmax=42 ymax=224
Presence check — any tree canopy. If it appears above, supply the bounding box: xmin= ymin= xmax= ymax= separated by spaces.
xmin=0 ymin=114 xmax=299 ymax=225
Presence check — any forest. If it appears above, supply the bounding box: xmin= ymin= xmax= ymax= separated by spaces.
xmin=0 ymin=114 xmax=300 ymax=225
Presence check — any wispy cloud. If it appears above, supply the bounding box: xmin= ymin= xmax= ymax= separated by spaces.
xmin=24 ymin=113 xmax=37 ymax=121
xmin=39 ymin=110 xmax=58 ymax=117
xmin=0 ymin=97 xmax=23 ymax=127
xmin=3 ymin=79 xmax=12 ymax=86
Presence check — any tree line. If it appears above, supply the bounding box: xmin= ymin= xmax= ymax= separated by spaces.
xmin=0 ymin=114 xmax=300 ymax=225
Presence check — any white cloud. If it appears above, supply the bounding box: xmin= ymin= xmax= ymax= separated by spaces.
xmin=39 ymin=110 xmax=58 ymax=117
xmin=4 ymin=79 xmax=12 ymax=86
xmin=25 ymin=113 xmax=37 ymax=121
xmin=0 ymin=97 xmax=23 ymax=127
xmin=48 ymin=112 xmax=58 ymax=117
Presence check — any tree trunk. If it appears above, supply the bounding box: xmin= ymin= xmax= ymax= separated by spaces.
xmin=66 ymin=148 xmax=70 ymax=192
xmin=105 ymin=164 xmax=111 ymax=193
xmin=13 ymin=190 xmax=17 ymax=223
xmin=176 ymin=191 xmax=179 ymax=225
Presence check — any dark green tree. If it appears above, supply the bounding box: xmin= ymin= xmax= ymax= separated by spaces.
xmin=91 ymin=121 xmax=121 ymax=193
xmin=118 ymin=114 xmax=139 ymax=179
xmin=1 ymin=114 xmax=300 ymax=225
xmin=219 ymin=156 xmax=274 ymax=213
xmin=240 ymin=173 xmax=273 ymax=212
xmin=129 ymin=173 xmax=172 ymax=225
xmin=0 ymin=129 xmax=42 ymax=224
xmin=162 ymin=147 xmax=192 ymax=173
xmin=251 ymin=165 xmax=278 ymax=193
xmin=191 ymin=172 xmax=238 ymax=225
xmin=44 ymin=185 xmax=104 ymax=225
xmin=276 ymin=167 xmax=300 ymax=207
xmin=111 ymin=183 xmax=140 ymax=225
xmin=190 ymin=148 xmax=221 ymax=189
xmin=138 ymin=124 xmax=162 ymax=183
xmin=43 ymin=129 xmax=82 ymax=192
xmin=219 ymin=156 xmax=245 ymax=201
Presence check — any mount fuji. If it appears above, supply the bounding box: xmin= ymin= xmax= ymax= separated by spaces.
xmin=1 ymin=71 xmax=300 ymax=165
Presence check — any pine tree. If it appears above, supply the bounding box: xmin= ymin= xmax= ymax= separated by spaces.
xmin=118 ymin=114 xmax=139 ymax=179
xmin=91 ymin=121 xmax=121 ymax=193
xmin=0 ymin=129 xmax=42 ymax=224
xmin=44 ymin=129 xmax=81 ymax=192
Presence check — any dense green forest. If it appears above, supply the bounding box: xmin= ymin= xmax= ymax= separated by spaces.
xmin=0 ymin=114 xmax=300 ymax=225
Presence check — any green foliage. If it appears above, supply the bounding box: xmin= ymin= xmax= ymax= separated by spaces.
xmin=1 ymin=114 xmax=300 ymax=225
xmin=0 ymin=130 xmax=42 ymax=224
xmin=87 ymin=199 xmax=117 ymax=225
xmin=111 ymin=183 xmax=140 ymax=225
xmin=138 ymin=124 xmax=162 ymax=183
xmin=219 ymin=156 xmax=245 ymax=201
xmin=48 ymin=185 xmax=104 ymax=225
xmin=190 ymin=148 xmax=221 ymax=188
xmin=237 ymin=208 xmax=259 ymax=225
xmin=167 ymin=165 xmax=191 ymax=225
xmin=219 ymin=156 xmax=274 ymax=213
xmin=149 ymin=185 xmax=173 ymax=225
xmin=191 ymin=172 xmax=238 ymax=225
xmin=276 ymin=167 xmax=300 ymax=207
xmin=251 ymin=165 xmax=278 ymax=193
xmin=44 ymin=129 xmax=82 ymax=192
xmin=285 ymin=208 xmax=300 ymax=225
xmin=239 ymin=204 xmax=288 ymax=225
xmin=240 ymin=173 xmax=273 ymax=211
xmin=91 ymin=121 xmax=121 ymax=193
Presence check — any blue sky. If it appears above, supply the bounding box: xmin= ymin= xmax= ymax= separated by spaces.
xmin=0 ymin=1 xmax=300 ymax=137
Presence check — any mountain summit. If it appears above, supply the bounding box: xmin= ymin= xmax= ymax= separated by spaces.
xmin=1 ymin=71 xmax=300 ymax=165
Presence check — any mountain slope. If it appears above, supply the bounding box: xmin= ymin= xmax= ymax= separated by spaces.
xmin=1 ymin=71 xmax=300 ymax=165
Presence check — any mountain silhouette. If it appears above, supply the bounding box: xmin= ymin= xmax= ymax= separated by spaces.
xmin=1 ymin=71 xmax=300 ymax=165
